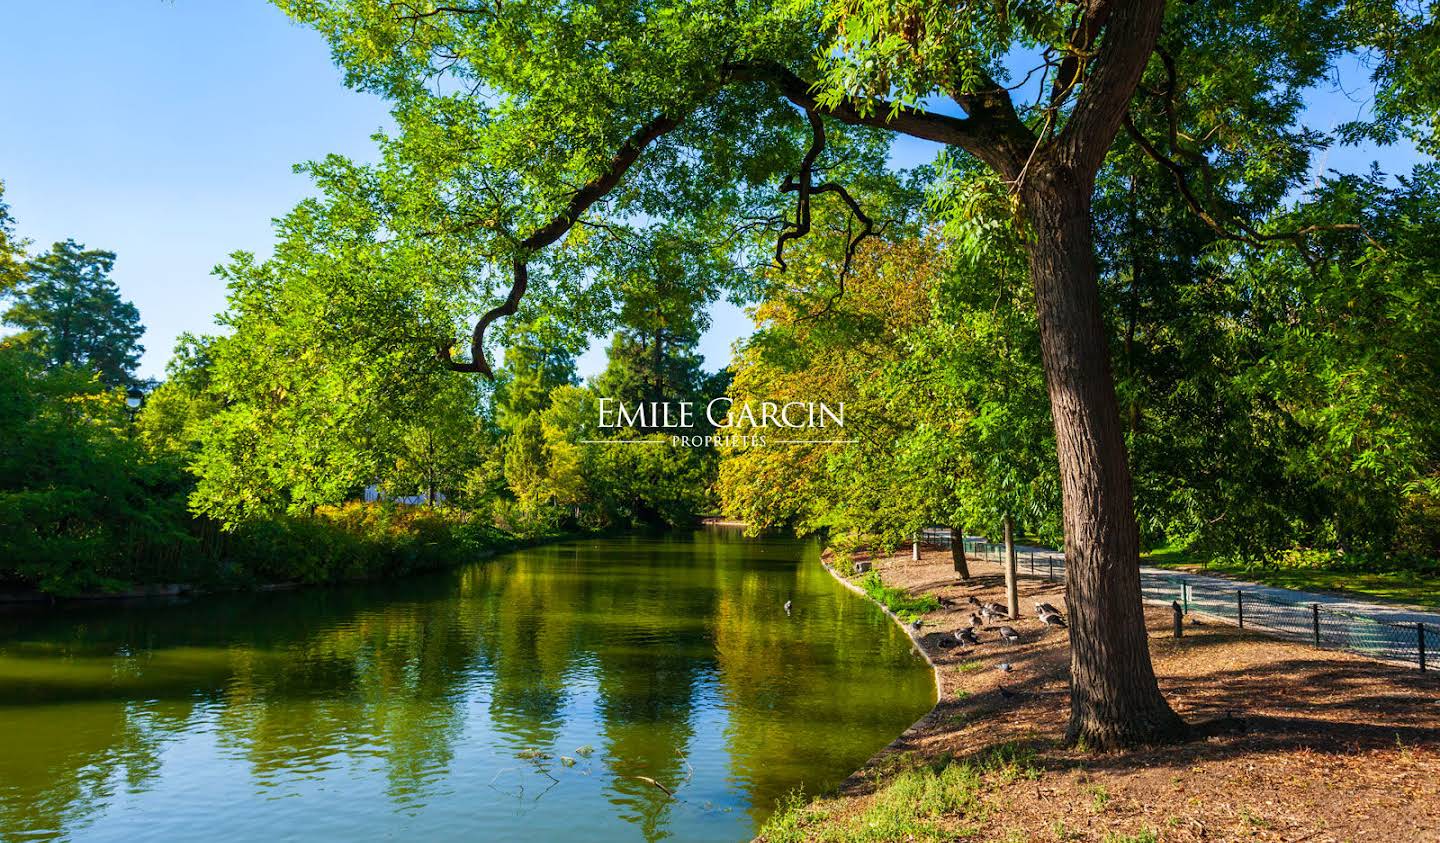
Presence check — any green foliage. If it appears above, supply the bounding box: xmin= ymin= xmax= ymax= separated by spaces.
xmin=3 ymin=239 xmax=144 ymax=387
xmin=222 ymin=502 xmax=522 ymax=585
xmin=0 ymin=180 xmax=27 ymax=294
xmin=1103 ymin=830 xmax=1159 ymax=843
xmin=492 ymin=325 xmax=579 ymax=432
xmin=184 ymin=204 xmax=488 ymax=523
xmin=0 ymin=342 xmax=530 ymax=595
xmin=758 ymin=763 xmax=982 ymax=843
xmin=503 ymin=412 xmax=552 ymax=509
xmin=135 ymin=333 xmax=221 ymax=459
xmin=718 ymin=231 xmax=1060 ymax=548
xmin=0 ymin=344 xmax=190 ymax=594
xmin=1102 ymin=164 xmax=1440 ymax=563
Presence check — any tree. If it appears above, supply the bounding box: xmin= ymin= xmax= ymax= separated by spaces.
xmin=0 ymin=181 xmax=27 ymax=294
xmin=276 ymin=0 xmax=1433 ymax=746
xmin=185 ymin=187 xmax=488 ymax=524
xmin=591 ymin=232 xmax=724 ymax=422
xmin=492 ymin=324 xmax=579 ymax=433
xmin=4 ymin=239 xmax=144 ymax=386
xmin=717 ymin=231 xmax=1060 ymax=563
xmin=503 ymin=412 xmax=552 ymax=510
xmin=386 ymin=375 xmax=486 ymax=505
xmin=136 ymin=333 xmax=221 ymax=458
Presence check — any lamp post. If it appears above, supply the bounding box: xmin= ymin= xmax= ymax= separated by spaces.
xmin=125 ymin=386 xmax=145 ymax=422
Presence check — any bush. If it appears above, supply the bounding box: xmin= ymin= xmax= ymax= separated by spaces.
xmin=218 ymin=502 xmax=523 ymax=586
xmin=0 ymin=346 xmax=199 ymax=594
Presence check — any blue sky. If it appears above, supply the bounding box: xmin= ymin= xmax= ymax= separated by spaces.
xmin=2 ymin=1 xmax=394 ymax=379
xmin=1 ymin=3 xmax=1422 ymax=381
xmin=0 ymin=0 xmax=751 ymax=380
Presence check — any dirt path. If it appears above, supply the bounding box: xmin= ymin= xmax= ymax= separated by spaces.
xmin=787 ymin=545 xmax=1440 ymax=843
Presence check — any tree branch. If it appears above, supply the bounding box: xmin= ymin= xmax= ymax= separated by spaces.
xmin=1122 ymin=114 xmax=1379 ymax=265
xmin=725 ymin=62 xmax=1032 ymax=179
xmin=1054 ymin=0 xmax=1166 ymax=176
xmin=437 ymin=113 xmax=683 ymax=376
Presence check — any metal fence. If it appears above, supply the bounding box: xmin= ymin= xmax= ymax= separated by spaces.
xmin=917 ymin=527 xmax=1434 ymax=672
xmin=1141 ymin=570 xmax=1434 ymax=671
xmin=918 ymin=529 xmax=1064 ymax=582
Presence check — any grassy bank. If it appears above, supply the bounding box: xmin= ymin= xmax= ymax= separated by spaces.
xmin=761 ymin=746 xmax=1042 ymax=843
xmin=858 ymin=569 xmax=941 ymax=622
xmin=212 ymin=502 xmax=542 ymax=587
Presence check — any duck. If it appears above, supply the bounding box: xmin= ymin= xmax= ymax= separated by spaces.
xmin=1039 ymin=611 xmax=1067 ymax=628
xmin=1035 ymin=601 xmax=1061 ymax=617
xmin=956 ymin=627 xmax=980 ymax=646
xmin=996 ymin=625 xmax=1020 ymax=643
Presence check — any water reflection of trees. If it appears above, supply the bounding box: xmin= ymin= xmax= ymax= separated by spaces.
xmin=0 ymin=530 xmax=932 ymax=842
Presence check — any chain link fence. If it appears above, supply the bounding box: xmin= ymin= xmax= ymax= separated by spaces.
xmin=1141 ymin=570 xmax=1434 ymax=671
xmin=918 ymin=529 xmax=1065 ymax=582
xmin=917 ymin=527 xmax=1434 ymax=672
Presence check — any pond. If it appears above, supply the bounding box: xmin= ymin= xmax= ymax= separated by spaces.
xmin=0 ymin=528 xmax=936 ymax=842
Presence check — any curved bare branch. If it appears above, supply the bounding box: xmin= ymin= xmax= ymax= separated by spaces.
xmin=437 ymin=113 xmax=683 ymax=377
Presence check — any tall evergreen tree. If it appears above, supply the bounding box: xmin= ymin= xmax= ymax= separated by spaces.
xmin=4 ymin=239 xmax=144 ymax=386
xmin=492 ymin=326 xmax=579 ymax=432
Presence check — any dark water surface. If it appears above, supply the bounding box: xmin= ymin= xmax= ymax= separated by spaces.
xmin=0 ymin=529 xmax=935 ymax=842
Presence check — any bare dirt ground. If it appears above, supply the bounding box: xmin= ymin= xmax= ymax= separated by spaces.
xmin=816 ymin=545 xmax=1440 ymax=842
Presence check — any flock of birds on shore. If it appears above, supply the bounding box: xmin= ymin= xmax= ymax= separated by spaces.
xmin=919 ymin=596 xmax=1069 ymax=653
xmin=789 ymin=593 xmax=1067 ymax=650
xmin=788 ymin=568 xmax=1071 ymax=696
xmin=931 ymin=597 xmax=1068 ymax=683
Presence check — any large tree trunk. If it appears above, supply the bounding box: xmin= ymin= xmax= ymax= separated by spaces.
xmin=1023 ymin=170 xmax=1187 ymax=748
xmin=950 ymin=526 xmax=970 ymax=579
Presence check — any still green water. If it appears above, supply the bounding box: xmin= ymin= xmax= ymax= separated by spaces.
xmin=0 ymin=529 xmax=935 ymax=842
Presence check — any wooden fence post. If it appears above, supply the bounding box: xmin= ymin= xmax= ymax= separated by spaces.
xmin=1311 ymin=603 xmax=1321 ymax=647
xmin=1237 ymin=590 xmax=1245 ymax=629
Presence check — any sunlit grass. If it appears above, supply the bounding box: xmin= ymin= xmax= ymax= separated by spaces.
xmin=758 ymin=746 xmax=1040 ymax=842
xmin=857 ymin=571 xmax=941 ymax=622
xmin=1103 ymin=830 xmax=1159 ymax=843
xmin=1144 ymin=546 xmax=1440 ymax=610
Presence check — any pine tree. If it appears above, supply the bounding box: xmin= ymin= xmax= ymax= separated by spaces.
xmin=4 ymin=239 xmax=144 ymax=386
